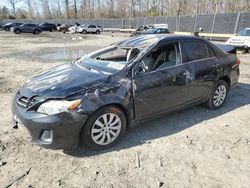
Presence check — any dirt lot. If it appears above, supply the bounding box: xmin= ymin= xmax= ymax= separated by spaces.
xmin=0 ymin=31 xmax=249 ymax=188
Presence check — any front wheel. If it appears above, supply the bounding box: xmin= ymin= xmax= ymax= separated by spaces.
xmin=81 ymin=106 xmax=126 ymax=150
xmin=96 ymin=30 xmax=100 ymax=34
xmin=33 ymin=29 xmax=39 ymax=34
xmin=205 ymin=80 xmax=228 ymax=110
xmin=15 ymin=29 xmax=21 ymax=34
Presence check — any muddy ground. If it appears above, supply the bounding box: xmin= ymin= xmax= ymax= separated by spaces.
xmin=0 ymin=31 xmax=249 ymax=188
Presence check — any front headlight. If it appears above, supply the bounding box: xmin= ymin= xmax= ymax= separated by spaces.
xmin=37 ymin=99 xmax=81 ymax=115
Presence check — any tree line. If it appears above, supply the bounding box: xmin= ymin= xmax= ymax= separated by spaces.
xmin=1 ymin=0 xmax=250 ymax=20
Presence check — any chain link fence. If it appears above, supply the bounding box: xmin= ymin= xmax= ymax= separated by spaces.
xmin=2 ymin=12 xmax=250 ymax=34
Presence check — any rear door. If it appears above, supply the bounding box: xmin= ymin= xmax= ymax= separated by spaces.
xmin=132 ymin=41 xmax=190 ymax=120
xmin=180 ymin=40 xmax=219 ymax=104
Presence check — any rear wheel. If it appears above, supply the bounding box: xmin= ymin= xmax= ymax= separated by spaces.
xmin=81 ymin=106 xmax=126 ymax=150
xmin=205 ymin=80 xmax=228 ymax=110
xmin=82 ymin=30 xmax=87 ymax=34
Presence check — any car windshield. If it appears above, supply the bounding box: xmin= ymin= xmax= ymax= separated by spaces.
xmin=77 ymin=46 xmax=141 ymax=74
xmin=144 ymin=28 xmax=157 ymax=34
xmin=237 ymin=29 xmax=250 ymax=36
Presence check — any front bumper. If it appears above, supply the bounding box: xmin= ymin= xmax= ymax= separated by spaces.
xmin=226 ymin=41 xmax=249 ymax=48
xmin=12 ymin=96 xmax=88 ymax=149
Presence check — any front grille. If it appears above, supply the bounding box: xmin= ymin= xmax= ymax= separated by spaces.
xmin=16 ymin=94 xmax=37 ymax=109
xmin=17 ymin=96 xmax=29 ymax=108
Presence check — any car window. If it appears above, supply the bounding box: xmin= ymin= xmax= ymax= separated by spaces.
xmin=181 ymin=41 xmax=209 ymax=63
xmin=246 ymin=30 xmax=250 ymax=36
xmin=88 ymin=25 xmax=96 ymax=28
xmin=138 ymin=42 xmax=180 ymax=73
xmin=207 ymin=45 xmax=215 ymax=57
xmin=27 ymin=24 xmax=36 ymax=27
xmin=237 ymin=29 xmax=250 ymax=36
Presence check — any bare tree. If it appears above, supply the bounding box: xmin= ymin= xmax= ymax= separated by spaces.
xmin=27 ymin=0 xmax=33 ymax=18
xmin=73 ymin=0 xmax=78 ymax=18
xmin=33 ymin=1 xmax=40 ymax=18
xmin=65 ymin=0 xmax=69 ymax=18
xmin=57 ymin=0 xmax=62 ymax=18
xmin=8 ymin=0 xmax=19 ymax=16
xmin=41 ymin=0 xmax=52 ymax=18
xmin=117 ymin=0 xmax=127 ymax=17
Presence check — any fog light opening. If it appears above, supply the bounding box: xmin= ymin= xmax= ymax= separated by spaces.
xmin=40 ymin=130 xmax=53 ymax=143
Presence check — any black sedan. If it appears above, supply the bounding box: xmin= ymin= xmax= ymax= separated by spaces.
xmin=11 ymin=23 xmax=42 ymax=34
xmin=2 ymin=22 xmax=23 ymax=31
xmin=39 ymin=23 xmax=57 ymax=32
xmin=12 ymin=35 xmax=240 ymax=150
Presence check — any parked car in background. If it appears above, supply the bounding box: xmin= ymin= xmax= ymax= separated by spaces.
xmin=39 ymin=23 xmax=57 ymax=32
xmin=57 ymin=24 xmax=69 ymax=32
xmin=75 ymin=25 xmax=86 ymax=33
xmin=134 ymin=27 xmax=170 ymax=36
xmin=12 ymin=35 xmax=239 ymax=150
xmin=79 ymin=24 xmax=102 ymax=34
xmin=68 ymin=24 xmax=82 ymax=33
xmin=97 ymin=25 xmax=103 ymax=31
xmin=132 ymin=24 xmax=169 ymax=36
xmin=11 ymin=23 xmax=42 ymax=34
xmin=2 ymin=23 xmax=23 ymax=31
xmin=0 ymin=23 xmax=4 ymax=30
xmin=226 ymin=28 xmax=250 ymax=51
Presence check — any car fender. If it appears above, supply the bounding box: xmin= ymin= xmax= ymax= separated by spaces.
xmin=68 ymin=75 xmax=134 ymax=120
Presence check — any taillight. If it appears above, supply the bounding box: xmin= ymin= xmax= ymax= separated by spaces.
xmin=236 ymin=59 xmax=241 ymax=65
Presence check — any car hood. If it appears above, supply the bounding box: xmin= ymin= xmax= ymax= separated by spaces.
xmin=23 ymin=62 xmax=109 ymax=98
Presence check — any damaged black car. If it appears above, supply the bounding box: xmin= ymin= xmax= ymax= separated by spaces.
xmin=12 ymin=35 xmax=240 ymax=150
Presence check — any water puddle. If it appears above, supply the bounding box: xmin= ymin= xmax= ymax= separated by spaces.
xmin=38 ymin=47 xmax=100 ymax=63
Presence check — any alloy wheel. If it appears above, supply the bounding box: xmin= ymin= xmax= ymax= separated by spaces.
xmin=91 ymin=113 xmax=122 ymax=145
xmin=213 ymin=85 xmax=227 ymax=107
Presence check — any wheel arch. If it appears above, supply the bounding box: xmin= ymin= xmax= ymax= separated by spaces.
xmin=82 ymin=103 xmax=131 ymax=130
xmin=219 ymin=75 xmax=231 ymax=90
xmin=97 ymin=103 xmax=131 ymax=129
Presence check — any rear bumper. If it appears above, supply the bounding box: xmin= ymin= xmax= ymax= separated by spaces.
xmin=12 ymin=96 xmax=88 ymax=149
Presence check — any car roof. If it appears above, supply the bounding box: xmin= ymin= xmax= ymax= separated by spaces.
xmin=116 ymin=34 xmax=199 ymax=48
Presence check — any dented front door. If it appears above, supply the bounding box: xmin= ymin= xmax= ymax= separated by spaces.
xmin=132 ymin=64 xmax=189 ymax=120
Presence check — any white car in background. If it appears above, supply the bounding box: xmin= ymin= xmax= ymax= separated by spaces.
xmin=226 ymin=28 xmax=250 ymax=50
xmin=78 ymin=25 xmax=102 ymax=34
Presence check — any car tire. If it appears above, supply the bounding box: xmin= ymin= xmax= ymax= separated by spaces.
xmin=33 ymin=30 xmax=39 ymax=34
xmin=96 ymin=30 xmax=100 ymax=34
xmin=82 ymin=30 xmax=87 ymax=34
xmin=81 ymin=106 xmax=126 ymax=150
xmin=205 ymin=80 xmax=229 ymax=110
xmin=15 ymin=29 xmax=21 ymax=34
